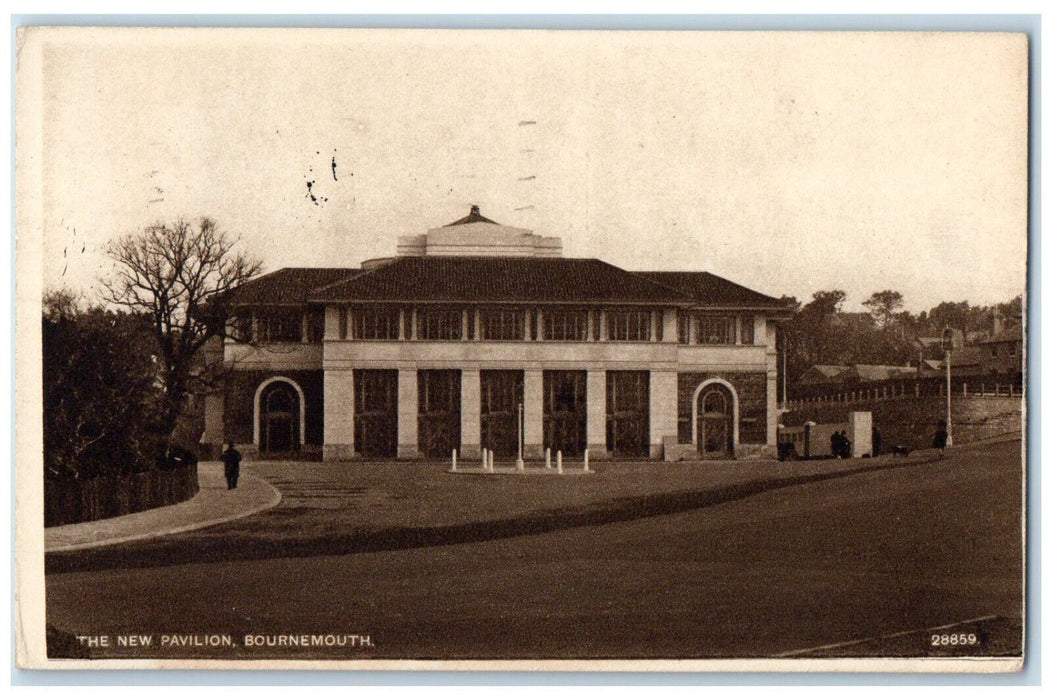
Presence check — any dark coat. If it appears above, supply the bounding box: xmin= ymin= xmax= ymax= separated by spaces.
xmin=221 ymin=447 xmax=242 ymax=476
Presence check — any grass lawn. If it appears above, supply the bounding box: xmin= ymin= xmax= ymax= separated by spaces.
xmin=47 ymin=449 xmax=946 ymax=573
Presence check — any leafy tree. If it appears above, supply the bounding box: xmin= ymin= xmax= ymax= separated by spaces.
xmin=803 ymin=289 xmax=846 ymax=320
xmin=103 ymin=218 xmax=261 ymax=446
xmin=42 ymin=295 xmax=162 ymax=479
xmin=862 ymin=290 xmax=905 ymax=330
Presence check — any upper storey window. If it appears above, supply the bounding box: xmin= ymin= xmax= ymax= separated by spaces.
xmin=481 ymin=309 xmax=524 ymax=341
xmin=608 ymin=309 xmax=651 ymax=342
xmin=258 ymin=310 xmax=302 ymax=343
xmin=420 ymin=308 xmax=464 ymax=341
xmin=307 ymin=309 xmax=325 ymax=343
xmin=740 ymin=315 xmax=755 ymax=345
xmin=678 ymin=313 xmax=757 ymax=345
xmin=355 ymin=307 xmax=400 ymax=340
xmin=544 ymin=309 xmax=589 ymax=341
xmin=698 ymin=316 xmax=735 ymax=345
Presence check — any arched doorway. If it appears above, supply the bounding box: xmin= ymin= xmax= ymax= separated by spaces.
xmin=259 ymin=381 xmax=300 ymax=454
xmin=696 ymin=384 xmax=734 ymax=458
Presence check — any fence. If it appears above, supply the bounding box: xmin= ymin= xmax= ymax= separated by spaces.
xmin=786 ymin=373 xmax=1023 ymax=411
xmin=45 ymin=461 xmax=199 ymax=527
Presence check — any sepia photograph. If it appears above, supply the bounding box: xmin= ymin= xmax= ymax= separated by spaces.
xmin=15 ymin=25 xmax=1029 ymax=672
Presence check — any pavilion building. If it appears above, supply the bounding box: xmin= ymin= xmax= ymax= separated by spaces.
xmin=202 ymin=206 xmax=790 ymax=462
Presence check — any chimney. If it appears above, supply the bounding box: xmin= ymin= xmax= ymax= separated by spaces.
xmin=993 ymin=312 xmax=1005 ymax=336
xmin=470 ymin=204 xmax=480 ymax=216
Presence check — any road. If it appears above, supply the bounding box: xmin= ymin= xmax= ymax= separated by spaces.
xmin=45 ymin=439 xmax=1024 ymax=660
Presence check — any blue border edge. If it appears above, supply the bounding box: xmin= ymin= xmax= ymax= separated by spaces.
xmin=8 ymin=13 xmax=1041 ymax=687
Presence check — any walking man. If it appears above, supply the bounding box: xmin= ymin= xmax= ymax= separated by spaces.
xmin=221 ymin=443 xmax=242 ymax=490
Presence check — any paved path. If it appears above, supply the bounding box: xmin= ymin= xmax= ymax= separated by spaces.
xmin=44 ymin=463 xmax=282 ymax=552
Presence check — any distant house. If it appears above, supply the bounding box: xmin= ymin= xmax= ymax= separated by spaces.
xmin=977 ymin=325 xmax=1023 ymax=376
xmin=838 ymin=365 xmax=917 ymax=383
xmin=797 ymin=365 xmax=850 ymax=386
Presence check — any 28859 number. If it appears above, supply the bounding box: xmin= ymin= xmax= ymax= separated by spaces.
xmin=931 ymin=633 xmax=978 ymax=646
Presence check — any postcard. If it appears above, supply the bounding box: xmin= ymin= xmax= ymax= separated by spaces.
xmin=15 ymin=26 xmax=1028 ymax=671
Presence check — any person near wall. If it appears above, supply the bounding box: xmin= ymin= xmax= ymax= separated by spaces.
xmin=872 ymin=427 xmax=882 ymax=457
xmin=221 ymin=443 xmax=242 ymax=490
xmin=932 ymin=420 xmax=949 ymax=455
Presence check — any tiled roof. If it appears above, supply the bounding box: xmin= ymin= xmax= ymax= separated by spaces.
xmin=843 ymin=365 xmax=918 ymax=382
xmin=225 ymin=268 xmax=362 ymax=305
xmin=311 ymin=256 xmax=692 ymax=304
xmin=810 ymin=365 xmax=851 ymax=378
xmin=635 ymin=271 xmax=787 ymax=309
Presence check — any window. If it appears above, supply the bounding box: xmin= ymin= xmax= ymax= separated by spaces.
xmin=677 ymin=313 xmax=690 ymax=344
xmin=607 ymin=309 xmax=651 ymax=342
xmin=354 ymin=307 xmax=400 ymax=340
xmin=544 ymin=309 xmax=589 ymax=341
xmin=740 ymin=315 xmax=755 ymax=345
xmin=338 ymin=308 xmax=348 ymax=339
xmin=698 ymin=316 xmax=735 ymax=344
xmin=307 ymin=309 xmax=325 ymax=343
xmin=481 ymin=308 xmax=524 ymax=341
xmin=258 ymin=310 xmax=302 ymax=342
xmin=419 ymin=308 xmax=463 ymax=340
xmin=228 ymin=315 xmax=253 ymax=342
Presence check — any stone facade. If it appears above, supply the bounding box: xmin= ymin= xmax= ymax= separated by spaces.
xmin=208 ymin=208 xmax=788 ymax=462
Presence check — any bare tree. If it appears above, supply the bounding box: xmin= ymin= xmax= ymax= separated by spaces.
xmin=103 ymin=218 xmax=261 ymax=443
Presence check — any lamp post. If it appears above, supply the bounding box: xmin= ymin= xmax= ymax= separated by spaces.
xmin=516 ymin=402 xmax=524 ymax=470
xmin=942 ymin=327 xmax=954 ymax=447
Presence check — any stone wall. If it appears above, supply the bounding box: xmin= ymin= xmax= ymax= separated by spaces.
xmin=224 ymin=369 xmax=324 ymax=447
xmin=782 ymin=395 xmax=1022 ymax=451
xmin=677 ymin=371 xmax=768 ymax=445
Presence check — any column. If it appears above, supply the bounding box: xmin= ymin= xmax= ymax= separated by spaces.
xmin=598 ymin=309 xmax=608 ymax=341
xmin=324 ymin=306 xmax=341 ymax=340
xmin=397 ymin=368 xmax=419 ymax=459
xmin=586 ymin=369 xmax=607 ymax=458
xmin=753 ymin=316 xmax=766 ymax=345
xmin=460 ymin=369 xmax=481 ymax=459
xmin=766 ymin=324 xmax=779 ymax=453
xmin=662 ymin=308 xmax=678 ymax=343
xmin=323 ymin=369 xmax=355 ymax=461
xmin=649 ymin=370 xmax=678 ymax=459
xmin=524 ymin=369 xmax=544 ymax=458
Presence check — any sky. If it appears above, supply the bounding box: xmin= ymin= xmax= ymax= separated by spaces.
xmin=30 ymin=28 xmax=1028 ymax=313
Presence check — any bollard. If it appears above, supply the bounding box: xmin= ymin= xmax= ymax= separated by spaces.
xmin=451 ymin=449 xmax=457 ymax=472
xmin=488 ymin=449 xmax=495 ymax=472
xmin=481 ymin=448 xmax=487 ymax=468
xmin=556 ymin=450 xmax=563 ymax=474
xmin=583 ymin=448 xmax=590 ymax=472
xmin=545 ymin=447 xmax=551 ymax=469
